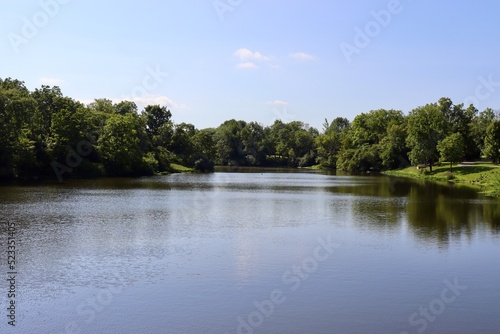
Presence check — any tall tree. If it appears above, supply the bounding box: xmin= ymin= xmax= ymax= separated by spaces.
xmin=141 ymin=105 xmax=173 ymax=170
xmin=437 ymin=133 xmax=465 ymax=171
xmin=170 ymin=123 xmax=197 ymax=165
xmin=142 ymin=105 xmax=172 ymax=139
xmin=379 ymin=122 xmax=409 ymax=170
xmin=406 ymin=103 xmax=448 ymax=171
xmin=471 ymin=108 xmax=496 ymax=156
xmin=97 ymin=114 xmax=143 ymax=175
xmin=337 ymin=109 xmax=405 ymax=172
xmin=240 ymin=122 xmax=267 ymax=165
xmin=329 ymin=117 xmax=351 ymax=133
xmin=438 ymin=97 xmax=479 ymax=160
xmin=316 ymin=117 xmax=351 ymax=169
xmin=214 ymin=119 xmax=247 ymax=165
xmin=192 ymin=128 xmax=216 ymax=162
xmin=0 ymin=78 xmax=37 ymax=178
xmin=462 ymin=104 xmax=480 ymax=160
xmin=484 ymin=120 xmax=500 ymax=164
xmin=114 ymin=101 xmax=138 ymax=115
xmin=269 ymin=121 xmax=316 ymax=167
xmin=88 ymin=98 xmax=116 ymax=114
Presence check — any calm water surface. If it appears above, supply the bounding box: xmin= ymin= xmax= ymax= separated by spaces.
xmin=0 ymin=171 xmax=499 ymax=333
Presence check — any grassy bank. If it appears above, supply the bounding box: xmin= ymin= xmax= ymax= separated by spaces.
xmin=168 ymin=163 xmax=195 ymax=173
xmin=383 ymin=162 xmax=500 ymax=197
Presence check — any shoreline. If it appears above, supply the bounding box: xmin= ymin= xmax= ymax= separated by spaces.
xmin=382 ymin=162 xmax=500 ymax=198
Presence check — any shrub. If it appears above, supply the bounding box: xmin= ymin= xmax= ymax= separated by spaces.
xmin=141 ymin=152 xmax=159 ymax=175
xmin=194 ymin=157 xmax=214 ymax=172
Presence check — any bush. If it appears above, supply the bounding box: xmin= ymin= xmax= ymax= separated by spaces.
xmin=141 ymin=152 xmax=159 ymax=175
xmin=155 ymin=146 xmax=173 ymax=172
xmin=446 ymin=172 xmax=456 ymax=181
xmin=418 ymin=168 xmax=431 ymax=175
xmin=194 ymin=157 xmax=214 ymax=172
xmin=298 ymin=151 xmax=316 ymax=167
xmin=337 ymin=145 xmax=381 ymax=172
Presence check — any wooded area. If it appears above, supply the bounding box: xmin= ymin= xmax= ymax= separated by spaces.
xmin=1 ymin=77 xmax=500 ymax=180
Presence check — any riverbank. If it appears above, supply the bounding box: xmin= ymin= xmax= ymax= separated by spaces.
xmin=383 ymin=162 xmax=500 ymax=197
xmin=168 ymin=163 xmax=195 ymax=173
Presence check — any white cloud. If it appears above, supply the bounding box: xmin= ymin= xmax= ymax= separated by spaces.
xmin=268 ymin=100 xmax=288 ymax=106
xmin=290 ymin=52 xmax=317 ymax=61
xmin=39 ymin=77 xmax=65 ymax=86
xmin=236 ymin=62 xmax=258 ymax=69
xmin=119 ymin=95 xmax=187 ymax=110
xmin=120 ymin=96 xmax=184 ymax=108
xmin=234 ymin=48 xmax=269 ymax=61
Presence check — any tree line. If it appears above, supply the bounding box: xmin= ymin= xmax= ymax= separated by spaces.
xmin=1 ymin=77 xmax=500 ymax=180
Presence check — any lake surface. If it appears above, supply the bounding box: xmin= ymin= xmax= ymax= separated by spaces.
xmin=0 ymin=171 xmax=499 ymax=334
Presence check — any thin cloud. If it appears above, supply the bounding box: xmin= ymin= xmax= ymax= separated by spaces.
xmin=39 ymin=77 xmax=65 ymax=86
xmin=119 ymin=95 xmax=187 ymax=110
xmin=268 ymin=100 xmax=289 ymax=106
xmin=234 ymin=48 xmax=269 ymax=61
xmin=236 ymin=62 xmax=258 ymax=69
xmin=290 ymin=52 xmax=317 ymax=61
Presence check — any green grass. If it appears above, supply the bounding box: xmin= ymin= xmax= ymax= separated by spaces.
xmin=383 ymin=162 xmax=500 ymax=197
xmin=168 ymin=163 xmax=194 ymax=173
xmin=301 ymin=164 xmax=323 ymax=170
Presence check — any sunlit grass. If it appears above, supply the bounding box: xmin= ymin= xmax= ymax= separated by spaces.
xmin=169 ymin=163 xmax=194 ymax=173
xmin=302 ymin=164 xmax=323 ymax=170
xmin=384 ymin=162 xmax=500 ymax=197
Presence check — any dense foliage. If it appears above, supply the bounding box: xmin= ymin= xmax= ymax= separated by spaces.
xmin=1 ymin=77 xmax=499 ymax=180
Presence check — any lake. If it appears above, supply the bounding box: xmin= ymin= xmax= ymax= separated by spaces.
xmin=0 ymin=171 xmax=499 ymax=333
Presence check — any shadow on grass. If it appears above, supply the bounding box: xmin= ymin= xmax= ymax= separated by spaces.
xmin=451 ymin=166 xmax=497 ymax=176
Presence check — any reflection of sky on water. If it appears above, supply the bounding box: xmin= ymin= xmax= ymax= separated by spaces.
xmin=0 ymin=173 xmax=499 ymax=333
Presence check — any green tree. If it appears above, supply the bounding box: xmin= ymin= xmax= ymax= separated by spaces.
xmin=337 ymin=144 xmax=379 ymax=173
xmin=114 ymin=101 xmax=138 ymax=115
xmin=97 ymin=114 xmax=143 ymax=175
xmin=170 ymin=123 xmax=197 ymax=165
xmin=484 ymin=120 xmax=500 ymax=164
xmin=47 ymin=104 xmax=103 ymax=180
xmin=214 ymin=119 xmax=247 ymax=165
xmin=142 ymin=105 xmax=172 ymax=139
xmin=47 ymin=107 xmax=94 ymax=162
xmin=328 ymin=117 xmax=351 ymax=133
xmin=406 ymin=103 xmax=448 ymax=171
xmin=437 ymin=133 xmax=465 ymax=171
xmin=268 ymin=121 xmax=317 ymax=167
xmin=438 ymin=98 xmax=479 ymax=160
xmin=192 ymin=128 xmax=216 ymax=162
xmin=88 ymin=98 xmax=116 ymax=114
xmin=471 ymin=108 xmax=496 ymax=156
xmin=30 ymin=86 xmax=87 ymax=174
xmin=463 ymin=105 xmax=481 ymax=160
xmin=240 ymin=122 xmax=267 ymax=165
xmin=141 ymin=105 xmax=173 ymax=171
xmin=0 ymin=78 xmax=37 ymax=178
xmin=31 ymin=85 xmax=64 ymax=142
xmin=337 ymin=109 xmax=405 ymax=172
xmin=316 ymin=131 xmax=342 ymax=168
xmin=316 ymin=117 xmax=351 ymax=169
xmin=378 ymin=122 xmax=409 ymax=170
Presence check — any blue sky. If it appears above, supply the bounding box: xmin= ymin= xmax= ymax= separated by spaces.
xmin=1 ymin=0 xmax=500 ymax=130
